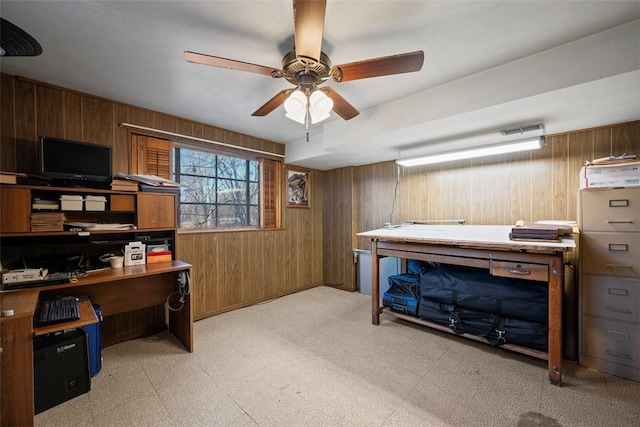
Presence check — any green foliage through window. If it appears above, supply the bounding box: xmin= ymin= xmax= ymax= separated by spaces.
xmin=173 ymin=147 xmax=259 ymax=228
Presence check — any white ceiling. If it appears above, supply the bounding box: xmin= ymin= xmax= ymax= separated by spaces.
xmin=1 ymin=1 xmax=639 ymax=170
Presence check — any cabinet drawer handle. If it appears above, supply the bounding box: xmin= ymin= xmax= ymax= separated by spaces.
xmin=508 ymin=269 xmax=530 ymax=275
xmin=606 ymin=263 xmax=633 ymax=270
xmin=608 ymin=244 xmax=628 ymax=251
xmin=608 ymin=288 xmax=629 ymax=296
xmin=606 ymin=350 xmax=632 ymax=360
xmin=607 ymin=220 xmax=633 ymax=224
xmin=605 ymin=306 xmax=633 ymax=314
xmin=609 ymin=199 xmax=629 ymax=207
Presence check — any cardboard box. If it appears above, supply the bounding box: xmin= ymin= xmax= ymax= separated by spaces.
xmin=60 ymin=195 xmax=83 ymax=211
xmin=85 ymin=195 xmax=107 ymax=211
xmin=146 ymin=251 xmax=172 ymax=264
xmin=580 ymin=162 xmax=640 ymax=189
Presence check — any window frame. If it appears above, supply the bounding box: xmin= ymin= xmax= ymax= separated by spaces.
xmin=172 ymin=142 xmax=279 ymax=232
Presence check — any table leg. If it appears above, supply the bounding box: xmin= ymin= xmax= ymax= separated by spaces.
xmin=371 ymin=241 xmax=380 ymax=325
xmin=548 ymin=255 xmax=564 ymax=386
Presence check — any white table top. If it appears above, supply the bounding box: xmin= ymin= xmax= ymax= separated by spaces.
xmin=357 ymin=224 xmax=575 ymax=251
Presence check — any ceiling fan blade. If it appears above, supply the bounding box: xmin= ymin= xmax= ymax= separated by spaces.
xmin=184 ymin=51 xmax=279 ymax=77
xmin=332 ymin=50 xmax=424 ymax=82
xmin=252 ymin=90 xmax=293 ymax=116
xmin=321 ymin=87 xmax=359 ymax=120
xmin=293 ymin=0 xmax=326 ymax=63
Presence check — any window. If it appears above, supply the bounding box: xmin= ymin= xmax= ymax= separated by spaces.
xmin=173 ymin=147 xmax=261 ymax=229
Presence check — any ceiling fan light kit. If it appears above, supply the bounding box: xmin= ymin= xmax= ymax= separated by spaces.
xmin=184 ymin=0 xmax=424 ymax=134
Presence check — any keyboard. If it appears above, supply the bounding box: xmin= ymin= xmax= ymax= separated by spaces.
xmin=38 ymin=297 xmax=80 ymax=326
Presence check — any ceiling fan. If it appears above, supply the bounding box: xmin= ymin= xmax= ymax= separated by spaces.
xmin=184 ymin=0 xmax=424 ymax=125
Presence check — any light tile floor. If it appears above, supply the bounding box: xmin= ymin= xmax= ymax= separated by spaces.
xmin=36 ymin=286 xmax=639 ymax=426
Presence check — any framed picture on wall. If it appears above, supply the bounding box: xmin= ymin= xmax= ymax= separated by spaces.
xmin=286 ymin=168 xmax=310 ymax=208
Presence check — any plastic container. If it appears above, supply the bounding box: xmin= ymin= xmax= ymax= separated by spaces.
xmin=82 ymin=304 xmax=102 ymax=377
xmin=85 ymin=195 xmax=107 ymax=211
xmin=60 ymin=195 xmax=83 ymax=211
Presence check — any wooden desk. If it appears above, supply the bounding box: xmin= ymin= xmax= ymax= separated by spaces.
xmin=0 ymin=261 xmax=193 ymax=426
xmin=358 ymin=225 xmax=574 ymax=386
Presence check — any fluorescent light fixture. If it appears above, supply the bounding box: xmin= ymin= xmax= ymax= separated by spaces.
xmin=500 ymin=123 xmax=545 ymax=136
xmin=396 ymin=136 xmax=545 ymax=167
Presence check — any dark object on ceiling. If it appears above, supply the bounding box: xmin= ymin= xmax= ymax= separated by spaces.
xmin=184 ymin=0 xmax=424 ymax=121
xmin=1 ymin=17 xmax=43 ymax=56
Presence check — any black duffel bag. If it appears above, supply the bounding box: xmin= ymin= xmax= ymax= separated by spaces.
xmin=419 ymin=264 xmax=548 ymax=324
xmin=419 ymin=299 xmax=548 ymax=351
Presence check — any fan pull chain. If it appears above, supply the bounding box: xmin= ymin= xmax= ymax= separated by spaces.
xmin=306 ymin=108 xmax=310 ymax=142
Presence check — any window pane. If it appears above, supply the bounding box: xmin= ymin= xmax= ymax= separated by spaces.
xmin=218 ymin=179 xmax=246 ymax=204
xmin=179 ymin=176 xmax=216 ymax=203
xmin=180 ymin=204 xmax=216 ymax=229
xmin=179 ymin=150 xmax=216 ymax=176
xmin=249 ymin=182 xmax=259 ymax=204
xmin=249 ymin=161 xmax=259 ymax=182
xmin=217 ymin=157 xmax=247 ymax=180
xmin=217 ymin=204 xmax=247 ymax=227
xmin=249 ymin=206 xmax=259 ymax=226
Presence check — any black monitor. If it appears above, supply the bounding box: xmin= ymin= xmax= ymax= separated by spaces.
xmin=39 ymin=136 xmax=112 ymax=184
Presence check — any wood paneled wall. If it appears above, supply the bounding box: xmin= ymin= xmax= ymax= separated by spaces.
xmin=352 ymin=121 xmax=639 ymax=250
xmin=321 ymin=121 xmax=639 ymax=290
xmin=322 ymin=167 xmax=356 ymax=291
xmin=0 ymin=73 xmax=323 ymax=321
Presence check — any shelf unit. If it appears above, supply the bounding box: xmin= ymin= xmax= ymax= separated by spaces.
xmin=0 ymin=185 xmax=177 ymax=273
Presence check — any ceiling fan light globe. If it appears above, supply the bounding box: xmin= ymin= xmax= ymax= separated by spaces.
xmin=309 ymin=90 xmax=333 ymax=114
xmin=284 ymin=90 xmax=307 ymax=113
xmin=286 ymin=111 xmax=306 ymax=124
xmin=310 ymin=111 xmax=331 ymax=124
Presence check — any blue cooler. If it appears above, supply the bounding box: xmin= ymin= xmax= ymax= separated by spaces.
xmin=82 ymin=304 xmax=102 ymax=376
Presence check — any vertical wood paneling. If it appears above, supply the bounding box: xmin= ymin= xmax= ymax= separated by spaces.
xmin=323 ymin=167 xmax=353 ymax=290
xmin=36 ymin=85 xmax=64 ymax=139
xmin=82 ymin=96 xmax=113 ymax=145
xmin=14 ymin=79 xmax=37 ymax=173
xmin=0 ymin=74 xmax=16 ymax=171
xmin=113 ymin=103 xmax=129 ymax=174
xmin=63 ymin=91 xmax=83 ymax=141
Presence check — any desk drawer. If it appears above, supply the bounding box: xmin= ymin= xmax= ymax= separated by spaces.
xmin=491 ymin=261 xmax=548 ymax=282
xmin=582 ymin=316 xmax=639 ymax=368
xmin=582 ymin=275 xmax=640 ymax=323
xmin=580 ymin=188 xmax=640 ymax=232
xmin=582 ymin=233 xmax=640 ymax=277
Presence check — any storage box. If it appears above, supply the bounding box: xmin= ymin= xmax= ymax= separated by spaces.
xmin=580 ymin=162 xmax=640 ymax=189
xmin=146 ymin=251 xmax=172 ymax=264
xmin=60 ymin=195 xmax=83 ymax=211
xmin=84 ymin=195 xmax=107 ymax=211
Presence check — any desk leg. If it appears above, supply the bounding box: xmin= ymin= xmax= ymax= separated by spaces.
xmin=371 ymin=241 xmax=380 ymax=325
xmin=1 ymin=316 xmax=34 ymax=426
xmin=168 ymin=269 xmax=194 ymax=352
xmin=548 ymin=255 xmax=563 ymax=386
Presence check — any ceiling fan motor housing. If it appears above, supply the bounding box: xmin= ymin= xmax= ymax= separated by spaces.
xmin=281 ymin=50 xmax=332 ymax=91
